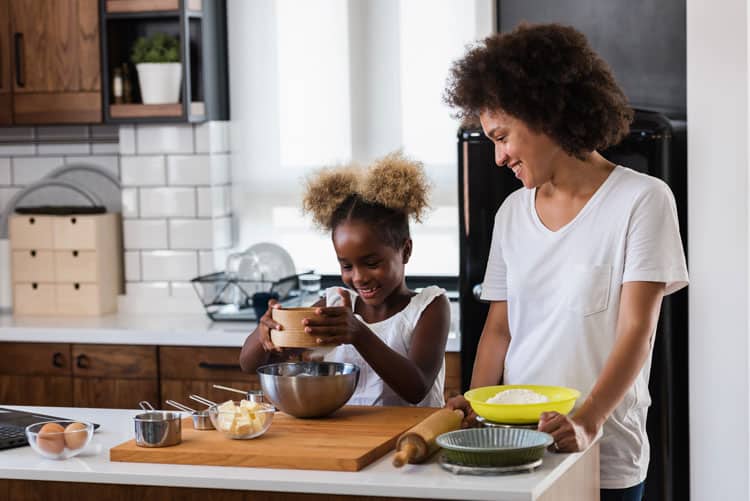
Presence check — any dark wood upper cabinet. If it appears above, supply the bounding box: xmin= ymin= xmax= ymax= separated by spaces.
xmin=8 ymin=0 xmax=102 ymax=123
xmin=0 ymin=0 xmax=11 ymax=125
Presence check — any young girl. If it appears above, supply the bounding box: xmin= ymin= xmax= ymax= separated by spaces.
xmin=239 ymin=152 xmax=451 ymax=407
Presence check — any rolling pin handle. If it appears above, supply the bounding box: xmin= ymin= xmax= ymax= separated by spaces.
xmin=392 ymin=442 xmax=418 ymax=468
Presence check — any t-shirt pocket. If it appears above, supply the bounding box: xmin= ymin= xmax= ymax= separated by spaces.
xmin=565 ymin=264 xmax=612 ymax=316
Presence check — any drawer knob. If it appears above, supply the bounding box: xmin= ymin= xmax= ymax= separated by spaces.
xmin=30 ymin=250 xmax=36 ymax=257
xmin=31 ymin=283 xmax=37 ymax=290
xmin=52 ymin=352 xmax=65 ymax=368
xmin=70 ymin=217 xmax=77 ymax=224
xmin=74 ymin=283 xmax=80 ymax=290
xmin=29 ymin=217 xmax=35 ymax=224
xmin=75 ymin=354 xmax=90 ymax=369
xmin=72 ymin=250 xmax=79 ymax=257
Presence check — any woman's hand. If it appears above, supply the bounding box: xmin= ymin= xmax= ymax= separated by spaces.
xmin=446 ymin=395 xmax=478 ymax=429
xmin=538 ymin=411 xmax=598 ymax=453
xmin=301 ymin=289 xmax=369 ymax=346
xmin=257 ymin=299 xmax=283 ymax=353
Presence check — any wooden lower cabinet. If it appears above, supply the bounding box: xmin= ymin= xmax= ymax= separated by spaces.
xmin=159 ymin=346 xmax=259 ymax=407
xmin=444 ymin=352 xmax=461 ymax=400
xmin=0 ymin=343 xmax=73 ymax=406
xmin=72 ymin=344 xmax=159 ymax=409
xmin=1 ymin=479 xmax=421 ymax=500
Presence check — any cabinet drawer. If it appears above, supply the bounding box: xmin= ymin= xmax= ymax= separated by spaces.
xmin=54 ymin=283 xmax=103 ymax=315
xmin=0 ymin=343 xmax=71 ymax=376
xmin=54 ymin=250 xmax=98 ymax=282
xmin=53 ymin=216 xmax=98 ymax=249
xmin=9 ymin=215 xmax=54 ymax=249
xmin=72 ymin=344 xmax=157 ymax=378
xmin=13 ymin=283 xmax=56 ymax=315
xmin=159 ymin=346 xmax=246 ymax=380
xmin=11 ymin=249 xmax=55 ymax=282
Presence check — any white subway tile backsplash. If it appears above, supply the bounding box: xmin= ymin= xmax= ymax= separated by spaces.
xmin=123 ymin=219 xmax=168 ymax=249
xmin=36 ymin=126 xmax=90 ymax=140
xmin=92 ymin=142 xmax=120 ymax=154
xmin=211 ymin=154 xmax=230 ymax=184
xmin=137 ymin=125 xmax=194 ymax=154
xmin=199 ymin=249 xmax=228 ymax=275
xmin=90 ymin=125 xmax=120 ymax=139
xmin=0 ymin=144 xmax=35 ymax=156
xmin=197 ymin=186 xmax=231 ymax=217
xmin=195 ymin=121 xmax=230 ymax=153
xmin=169 ymin=219 xmax=215 ymax=249
xmin=64 ymin=155 xmax=120 ymax=180
xmin=167 ymin=155 xmax=211 ymax=185
xmin=140 ymin=187 xmax=196 ymax=218
xmin=121 ymin=188 xmax=139 ymax=218
xmin=214 ymin=217 xmax=232 ymax=249
xmin=0 ymin=187 xmax=21 ymax=214
xmin=119 ymin=126 xmax=136 ymax=154
xmin=197 ymin=187 xmax=211 ymax=217
xmin=170 ymin=281 xmax=199 ymax=300
xmin=141 ymin=250 xmax=198 ymax=281
xmin=125 ymin=281 xmax=170 ymax=299
xmin=0 ymin=158 xmax=10 ymax=184
xmin=120 ymin=155 xmax=166 ymax=186
xmin=11 ymin=157 xmax=64 ymax=185
xmin=37 ymin=143 xmax=91 ymax=155
xmin=124 ymin=251 xmax=141 ymax=281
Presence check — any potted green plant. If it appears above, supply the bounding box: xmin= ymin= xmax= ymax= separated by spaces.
xmin=130 ymin=33 xmax=182 ymax=105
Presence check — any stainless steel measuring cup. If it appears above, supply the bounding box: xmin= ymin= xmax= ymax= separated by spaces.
xmin=212 ymin=384 xmax=265 ymax=403
xmin=134 ymin=401 xmax=182 ymax=447
xmin=165 ymin=399 xmax=214 ymax=430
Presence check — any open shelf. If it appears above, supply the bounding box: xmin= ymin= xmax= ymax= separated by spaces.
xmin=99 ymin=0 xmax=227 ymax=123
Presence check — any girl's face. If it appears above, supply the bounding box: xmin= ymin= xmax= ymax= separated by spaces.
xmin=332 ymin=220 xmax=410 ymax=306
xmin=479 ymin=109 xmax=564 ymax=189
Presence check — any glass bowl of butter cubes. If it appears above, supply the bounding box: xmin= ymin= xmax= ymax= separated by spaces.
xmin=208 ymin=399 xmax=275 ymax=439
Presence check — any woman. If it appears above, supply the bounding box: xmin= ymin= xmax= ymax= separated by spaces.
xmin=444 ymin=23 xmax=688 ymax=500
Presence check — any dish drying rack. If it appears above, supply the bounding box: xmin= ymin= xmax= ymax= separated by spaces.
xmin=191 ymin=271 xmax=311 ymax=321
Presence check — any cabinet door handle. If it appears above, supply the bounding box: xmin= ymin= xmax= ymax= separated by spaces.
xmin=198 ymin=361 xmax=241 ymax=371
xmin=52 ymin=352 xmax=65 ymax=368
xmin=13 ymin=33 xmax=23 ymax=88
xmin=75 ymin=354 xmax=90 ymax=369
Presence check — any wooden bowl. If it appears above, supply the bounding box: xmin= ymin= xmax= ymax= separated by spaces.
xmin=270 ymin=307 xmax=337 ymax=348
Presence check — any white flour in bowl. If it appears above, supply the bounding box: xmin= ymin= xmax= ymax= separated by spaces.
xmin=486 ymin=388 xmax=549 ymax=405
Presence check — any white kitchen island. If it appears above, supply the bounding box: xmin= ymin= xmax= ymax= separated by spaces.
xmin=0 ymin=405 xmax=599 ymax=501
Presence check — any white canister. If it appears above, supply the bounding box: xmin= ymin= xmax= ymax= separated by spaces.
xmin=0 ymin=238 xmax=11 ymax=312
xmin=135 ymin=62 xmax=182 ymax=104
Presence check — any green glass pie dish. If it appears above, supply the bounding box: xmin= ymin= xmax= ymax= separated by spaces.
xmin=436 ymin=427 xmax=553 ymax=467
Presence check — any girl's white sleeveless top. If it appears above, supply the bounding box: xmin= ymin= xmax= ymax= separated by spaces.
xmin=323 ymin=286 xmax=446 ymax=407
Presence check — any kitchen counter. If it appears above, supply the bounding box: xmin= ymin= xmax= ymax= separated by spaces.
xmin=0 ymin=313 xmax=462 ymax=352
xmin=0 ymin=405 xmax=599 ymax=501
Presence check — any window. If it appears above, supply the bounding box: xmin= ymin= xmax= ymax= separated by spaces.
xmin=228 ymin=0 xmax=494 ymax=276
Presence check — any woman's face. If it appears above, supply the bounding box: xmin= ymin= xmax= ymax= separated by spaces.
xmin=479 ymin=109 xmax=564 ymax=189
xmin=332 ymin=220 xmax=409 ymax=306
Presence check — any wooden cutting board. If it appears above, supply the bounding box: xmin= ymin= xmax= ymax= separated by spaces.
xmin=110 ymin=406 xmax=436 ymax=472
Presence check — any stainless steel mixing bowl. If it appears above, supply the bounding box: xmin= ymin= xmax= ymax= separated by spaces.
xmin=257 ymin=362 xmax=359 ymax=418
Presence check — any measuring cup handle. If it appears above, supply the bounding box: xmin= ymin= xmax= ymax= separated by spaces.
xmin=138 ymin=400 xmax=155 ymax=411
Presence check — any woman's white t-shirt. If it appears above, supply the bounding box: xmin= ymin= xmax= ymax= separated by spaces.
xmin=323 ymin=285 xmax=446 ymax=408
xmin=481 ymin=165 xmax=688 ymax=489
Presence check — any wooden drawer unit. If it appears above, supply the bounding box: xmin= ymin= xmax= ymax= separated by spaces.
xmin=8 ymin=215 xmax=54 ymax=249
xmin=8 ymin=214 xmax=123 ymax=316
xmin=159 ymin=346 xmax=259 ymax=406
xmin=11 ymin=249 xmax=55 ymax=282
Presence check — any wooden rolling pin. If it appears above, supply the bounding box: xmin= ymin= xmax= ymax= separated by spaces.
xmin=392 ymin=408 xmax=464 ymax=467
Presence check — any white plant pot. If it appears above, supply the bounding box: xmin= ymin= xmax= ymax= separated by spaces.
xmin=135 ymin=62 xmax=182 ymax=104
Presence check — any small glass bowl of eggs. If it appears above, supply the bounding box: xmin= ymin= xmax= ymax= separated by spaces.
xmin=25 ymin=420 xmax=94 ymax=459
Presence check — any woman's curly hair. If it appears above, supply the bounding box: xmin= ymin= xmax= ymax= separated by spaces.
xmin=444 ymin=23 xmax=633 ymax=158
xmin=302 ymin=152 xmax=431 ymax=249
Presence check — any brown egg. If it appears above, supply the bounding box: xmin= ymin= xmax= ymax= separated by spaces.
xmin=64 ymin=422 xmax=89 ymax=450
xmin=37 ymin=422 xmax=65 ymax=455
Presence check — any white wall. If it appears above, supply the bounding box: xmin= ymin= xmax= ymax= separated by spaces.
xmin=687 ymin=0 xmax=750 ymax=499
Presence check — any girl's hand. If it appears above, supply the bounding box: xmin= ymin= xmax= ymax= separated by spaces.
xmin=258 ymin=299 xmax=283 ymax=353
xmin=446 ymin=395 xmax=478 ymax=428
xmin=538 ymin=411 xmax=598 ymax=453
xmin=301 ymin=289 xmax=369 ymax=346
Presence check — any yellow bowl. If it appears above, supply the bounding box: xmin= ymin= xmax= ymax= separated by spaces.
xmin=465 ymin=385 xmax=581 ymax=424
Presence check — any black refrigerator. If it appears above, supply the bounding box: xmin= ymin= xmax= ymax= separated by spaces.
xmin=457 ymin=109 xmax=688 ymax=501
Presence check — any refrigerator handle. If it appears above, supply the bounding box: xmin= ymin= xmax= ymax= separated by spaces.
xmin=473 ymin=283 xmax=483 ymax=301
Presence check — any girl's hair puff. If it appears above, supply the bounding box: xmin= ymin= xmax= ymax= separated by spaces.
xmin=302 ymin=151 xmax=431 ymax=249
